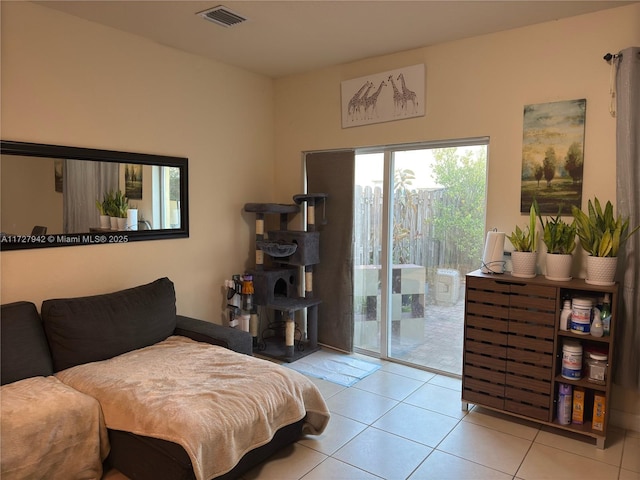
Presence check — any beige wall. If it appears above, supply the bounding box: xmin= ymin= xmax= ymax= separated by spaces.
xmin=272 ymin=4 xmax=640 ymax=428
xmin=2 ymin=2 xmax=638 ymax=427
xmin=1 ymin=2 xmax=276 ymax=321
xmin=1 ymin=154 xmax=63 ymax=235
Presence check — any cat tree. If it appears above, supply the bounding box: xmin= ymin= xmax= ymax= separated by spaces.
xmin=243 ymin=193 xmax=327 ymax=362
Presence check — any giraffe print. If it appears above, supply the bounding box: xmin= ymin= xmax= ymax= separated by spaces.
xmin=364 ymin=80 xmax=387 ymax=119
xmin=347 ymin=81 xmax=371 ymax=121
xmin=388 ymin=75 xmax=404 ymax=115
xmin=397 ymin=73 xmax=418 ymax=113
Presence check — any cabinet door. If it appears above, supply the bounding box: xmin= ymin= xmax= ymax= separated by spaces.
xmin=505 ymin=283 xmax=556 ymax=421
xmin=463 ymin=277 xmax=510 ymax=410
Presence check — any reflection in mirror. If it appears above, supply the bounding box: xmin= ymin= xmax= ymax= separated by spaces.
xmin=1 ymin=141 xmax=189 ymax=250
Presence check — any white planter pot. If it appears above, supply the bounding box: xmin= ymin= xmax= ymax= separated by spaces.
xmin=545 ymin=253 xmax=573 ymax=281
xmin=99 ymin=215 xmax=111 ymax=229
xmin=511 ymin=251 xmax=537 ymax=278
xmin=110 ymin=216 xmax=118 ymax=230
xmin=116 ymin=217 xmax=127 ymax=230
xmin=585 ymin=256 xmax=618 ymax=286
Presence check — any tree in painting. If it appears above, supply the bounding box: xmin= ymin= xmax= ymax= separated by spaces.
xmin=564 ymin=141 xmax=584 ymax=184
xmin=520 ymin=99 xmax=586 ymax=214
xmin=542 ymin=147 xmax=557 ymax=187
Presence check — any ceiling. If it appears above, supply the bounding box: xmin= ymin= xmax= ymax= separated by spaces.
xmin=37 ymin=1 xmax=635 ymax=78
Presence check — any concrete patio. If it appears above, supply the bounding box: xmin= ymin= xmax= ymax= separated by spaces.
xmin=390 ymin=291 xmax=465 ymax=376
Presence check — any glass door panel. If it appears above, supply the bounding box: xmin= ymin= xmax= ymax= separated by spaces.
xmin=353 ymin=152 xmax=384 ymax=354
xmin=354 ymin=143 xmax=487 ymax=376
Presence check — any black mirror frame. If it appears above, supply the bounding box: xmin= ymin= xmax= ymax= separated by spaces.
xmin=1 ymin=140 xmax=189 ymax=251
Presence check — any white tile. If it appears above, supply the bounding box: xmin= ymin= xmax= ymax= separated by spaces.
xmin=517 ymin=443 xmax=619 ymax=480
xmin=622 ymin=434 xmax=640 ymax=473
xmin=242 ymin=443 xmax=326 ymax=480
xmin=619 ymin=468 xmax=640 ymax=480
xmin=351 ymin=352 xmax=386 ymax=366
xmin=298 ymin=413 xmax=367 ymax=456
xmin=333 ymin=427 xmax=432 ymax=480
xmin=380 ymin=361 xmax=436 ymax=382
xmin=301 ymin=457 xmax=380 ymax=480
xmin=404 ymin=383 xmax=467 ymax=419
xmin=409 ymin=449 xmax=512 ymax=480
xmin=354 ymin=369 xmax=424 ymax=400
xmin=325 ymin=386 xmax=398 ymax=424
xmin=438 ymin=421 xmax=531 ymax=475
xmin=535 ymin=425 xmax=624 ymax=466
xmin=305 ymin=375 xmax=346 ymax=399
xmin=463 ymin=406 xmax=540 ymax=440
xmin=427 ymin=374 xmax=461 ymax=391
xmin=372 ymin=402 xmax=460 ymax=447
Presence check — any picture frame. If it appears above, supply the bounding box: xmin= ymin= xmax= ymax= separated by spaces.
xmin=341 ymin=64 xmax=425 ymax=128
xmin=125 ymin=163 xmax=142 ymax=200
xmin=520 ymin=98 xmax=586 ymax=214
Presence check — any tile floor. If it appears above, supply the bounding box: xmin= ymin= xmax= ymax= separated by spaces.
xmin=104 ymin=352 xmax=639 ymax=480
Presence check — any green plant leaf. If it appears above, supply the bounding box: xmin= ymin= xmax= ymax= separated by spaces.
xmin=598 ymin=230 xmax=612 ymax=257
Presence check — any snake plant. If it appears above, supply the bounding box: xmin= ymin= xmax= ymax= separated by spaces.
xmin=538 ymin=206 xmax=577 ymax=254
xmin=507 ymin=202 xmax=538 ymax=252
xmin=571 ymin=197 xmax=640 ymax=257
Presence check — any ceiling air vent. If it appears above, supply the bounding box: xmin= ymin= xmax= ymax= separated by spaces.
xmin=197 ymin=5 xmax=247 ymax=27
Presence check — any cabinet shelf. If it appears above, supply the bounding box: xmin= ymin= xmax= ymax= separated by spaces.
xmin=550 ymin=418 xmax=605 ymax=438
xmin=462 ymin=270 xmax=617 ymax=449
xmin=557 ymin=329 xmax=612 ymax=344
xmin=554 ymin=374 xmax=607 ymax=392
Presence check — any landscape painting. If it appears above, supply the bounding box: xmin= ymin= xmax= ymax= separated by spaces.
xmin=520 ymin=98 xmax=586 ymax=214
xmin=125 ymin=164 xmax=142 ymax=200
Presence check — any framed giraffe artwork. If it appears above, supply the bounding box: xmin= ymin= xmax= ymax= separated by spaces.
xmin=341 ymin=64 xmax=425 ymax=128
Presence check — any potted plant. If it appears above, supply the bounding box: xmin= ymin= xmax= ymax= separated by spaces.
xmin=507 ymin=202 xmax=538 ymax=278
xmin=538 ymin=206 xmax=577 ymax=281
xmin=95 ymin=193 xmax=112 ymax=229
xmin=113 ymin=190 xmax=129 ymax=230
xmin=101 ymin=190 xmax=119 ymax=230
xmin=571 ymin=197 xmax=640 ymax=285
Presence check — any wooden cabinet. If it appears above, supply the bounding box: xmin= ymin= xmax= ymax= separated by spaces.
xmin=462 ymin=270 xmax=617 ymax=449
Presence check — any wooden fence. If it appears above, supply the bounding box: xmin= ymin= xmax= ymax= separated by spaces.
xmin=354 ymin=185 xmax=475 ymax=280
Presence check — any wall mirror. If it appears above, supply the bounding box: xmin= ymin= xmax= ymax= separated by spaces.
xmin=1 ymin=140 xmax=189 ymax=250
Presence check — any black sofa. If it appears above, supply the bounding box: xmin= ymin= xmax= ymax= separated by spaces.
xmin=1 ymin=278 xmax=321 ymax=480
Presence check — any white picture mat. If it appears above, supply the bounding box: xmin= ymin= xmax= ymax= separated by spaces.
xmin=341 ymin=64 xmax=425 ymax=128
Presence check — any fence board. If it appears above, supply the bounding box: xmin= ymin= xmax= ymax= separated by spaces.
xmin=354 ymin=186 xmax=472 ymax=278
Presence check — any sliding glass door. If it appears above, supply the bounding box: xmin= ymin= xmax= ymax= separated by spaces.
xmin=353 ymin=140 xmax=488 ymax=375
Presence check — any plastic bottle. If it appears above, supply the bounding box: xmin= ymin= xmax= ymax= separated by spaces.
xmin=557 ymin=383 xmax=572 ymax=425
xmin=600 ymin=294 xmax=612 ymax=336
xmin=591 ymin=308 xmax=604 ymax=337
xmin=570 ymin=297 xmax=593 ymax=334
xmin=241 ymin=275 xmax=254 ymax=311
xmin=559 ymin=300 xmax=571 ymax=331
xmin=562 ymin=341 xmax=583 ymax=379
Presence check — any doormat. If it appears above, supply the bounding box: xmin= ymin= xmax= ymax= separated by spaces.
xmin=284 ymin=350 xmax=381 ymax=387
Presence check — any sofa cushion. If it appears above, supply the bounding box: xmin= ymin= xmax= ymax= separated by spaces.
xmin=1 ymin=301 xmax=54 ymax=385
xmin=41 ymin=277 xmax=177 ymax=371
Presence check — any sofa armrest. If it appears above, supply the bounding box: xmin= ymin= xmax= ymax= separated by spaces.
xmin=174 ymin=315 xmax=252 ymax=355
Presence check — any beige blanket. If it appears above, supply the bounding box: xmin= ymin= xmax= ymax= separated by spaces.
xmin=1 ymin=376 xmax=110 ymax=480
xmin=56 ymin=336 xmax=330 ymax=480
